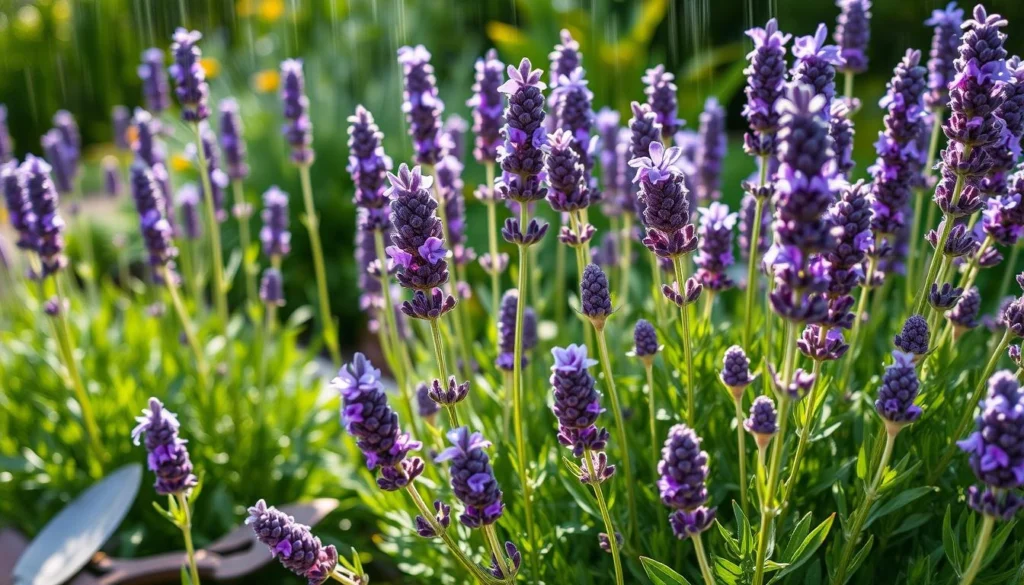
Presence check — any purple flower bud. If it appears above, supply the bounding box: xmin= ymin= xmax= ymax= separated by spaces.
xmin=176 ymin=183 xmax=202 ymax=241
xmin=334 ymin=353 xmax=423 ymax=489
xmin=497 ymin=59 xmax=548 ymax=204
xmin=792 ymin=24 xmax=845 ymax=113
xmin=388 ymin=164 xmax=450 ymax=293
xmin=139 ymin=48 xmax=171 ymax=114
xmin=468 ymin=49 xmax=505 ymax=163
xmin=415 ymin=499 xmax=451 ymax=538
xmin=630 ymin=141 xmax=692 ymax=253
xmin=246 ymin=499 xmax=338 ymax=585
xmin=829 ymin=100 xmax=856 ymax=178
xmin=772 ymin=367 xmax=816 ymax=400
xmin=401 ymin=288 xmax=456 ymax=321
xmin=488 ymin=541 xmax=522 ymax=579
xmin=259 ymin=268 xmax=285 ymax=307
xmin=929 ymin=282 xmax=964 ymax=310
xmin=416 ymin=383 xmax=440 ymax=420
xmin=669 ymin=506 xmax=717 ymax=541
xmin=199 ymin=125 xmax=228 ymax=222
xmin=695 ymin=202 xmax=737 ymax=291
xmin=551 ymin=344 xmax=610 ymax=457
xmin=834 ymin=0 xmax=872 ymax=74
xmin=218 ymin=98 xmax=249 ymax=181
xmin=957 ymin=370 xmax=1024 ymax=495
xmin=22 ymin=155 xmax=66 ymax=277
xmin=695 ymin=97 xmax=726 ymax=202
xmin=893 ymin=314 xmax=929 ymax=355
xmin=103 ymin=157 xmax=121 ymax=198
xmin=545 ymin=128 xmax=590 ymax=212
xmin=948 ymin=286 xmax=981 ymax=331
xmin=643 ymin=65 xmax=679 ymax=139
xmin=720 ymin=345 xmax=754 ymax=395
xmin=663 ymin=277 xmax=703 ymax=307
xmin=131 ymin=397 xmax=198 ymax=495
xmin=260 ymin=186 xmax=291 ymax=259
xmin=398 ymin=45 xmax=445 ymax=166
xmin=743 ymin=19 xmax=792 ymax=157
xmin=428 ymin=376 xmax=469 ymax=406
xmin=130 ymin=162 xmax=177 ymax=270
xmin=875 ymin=350 xmax=922 ymax=428
xmin=169 ymin=29 xmax=210 ymax=122
xmin=598 ymin=532 xmax=623 ymax=554
xmin=496 ymin=289 xmax=522 ymax=371
xmin=502 ymin=216 xmax=549 ymax=247
xmin=40 ymin=129 xmax=73 ymax=195
xmin=348 ymin=105 xmax=393 ymax=211
xmin=633 ymin=319 xmax=659 ymax=359
xmin=280 ymin=59 xmax=314 ymax=165
xmin=580 ymin=263 xmax=612 ymax=324
xmin=1002 ymin=296 xmax=1024 ymax=338
xmin=744 ymin=395 xmax=779 ymax=437
xmin=924 ymin=3 xmax=964 ymax=110
xmin=436 ymin=427 xmax=504 ymax=528
xmin=658 ymin=424 xmax=711 ymax=511
xmin=549 ymin=29 xmax=581 ymax=87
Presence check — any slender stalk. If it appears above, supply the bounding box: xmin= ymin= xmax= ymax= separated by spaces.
xmin=298 ymin=164 xmax=341 ymax=365
xmin=72 ymin=182 xmax=100 ymax=305
xmin=779 ymin=353 xmax=827 ymax=528
xmin=734 ymin=397 xmax=749 ymax=516
xmin=485 ymin=162 xmax=501 ymax=327
xmin=743 ymin=157 xmax=769 ymax=351
xmin=651 ymin=254 xmax=666 ymax=326
xmin=510 ymin=205 xmax=540 ymax=584
xmin=844 ymin=70 xmax=855 ymax=102
xmin=646 ymin=363 xmax=659 ymax=474
xmin=174 ymin=493 xmax=202 ymax=585
xmin=595 ymin=328 xmax=639 ymax=539
xmin=329 ymin=570 xmax=362 ymax=585
xmin=555 ymin=232 xmax=567 ymax=341
xmin=483 ymin=524 xmax=513 ymax=582
xmin=832 ymin=429 xmax=897 ymax=585
xmin=996 ymin=242 xmax=1021 ymax=302
xmin=428 ymin=318 xmax=459 ymax=428
xmin=191 ymin=123 xmax=229 ymax=325
xmin=915 ymin=145 xmax=972 ymax=314
xmin=959 ymin=514 xmax=996 ymax=585
xmin=372 ymin=230 xmax=418 ymax=437
xmin=583 ymin=448 xmax=624 ymax=585
xmin=672 ymin=256 xmax=696 ymax=425
xmin=691 ymin=532 xmax=717 ymax=585
xmin=231 ymin=180 xmax=258 ymax=306
xmin=928 ymin=329 xmax=1012 ymax=484
xmin=163 ymin=266 xmax=211 ymax=392
xmin=618 ymin=215 xmax=633 ymax=307
xmin=839 ymin=256 xmax=878 ymax=391
xmin=906 ymin=113 xmax=944 ymax=299
xmin=752 ymin=322 xmax=796 ymax=585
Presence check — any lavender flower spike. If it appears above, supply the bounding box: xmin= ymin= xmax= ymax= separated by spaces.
xmin=695 ymin=97 xmax=726 ymax=202
xmin=468 ymin=49 xmax=505 ymax=164
xmin=112 ymin=105 xmax=131 ymax=151
xmin=580 ymin=263 xmax=612 ymax=329
xmin=2 ymin=161 xmax=35 ymax=251
xmin=658 ymin=424 xmax=716 ymax=539
xmin=259 ymin=268 xmax=285 ymax=307
xmin=130 ymin=162 xmax=178 ymax=270
xmin=630 ymin=141 xmax=697 ymax=259
xmin=743 ymin=19 xmax=792 ymax=158
xmin=436 ymin=427 xmax=504 ymax=528
xmin=893 ymin=314 xmax=929 ymax=357
xmin=398 ymin=45 xmax=445 ymax=166
xmin=744 ymin=396 xmax=779 ymax=450
xmin=643 ymin=65 xmax=680 ymax=140
xmin=791 ymin=23 xmax=845 ymax=113
xmin=695 ymin=202 xmax=737 ymax=292
xmin=496 ymin=58 xmax=549 ymax=205
xmin=632 ymin=319 xmax=660 ymax=365
xmin=545 ymin=128 xmax=589 ymax=213
xmin=218 ymin=98 xmax=249 ymax=181
xmin=875 ymin=350 xmax=922 ymax=433
xmin=139 ymin=48 xmax=171 ymax=114
xmin=176 ymin=183 xmax=202 ymax=241
xmin=168 ymin=29 xmax=210 ymax=123
xmin=347 ymin=105 xmax=393 ymax=217
xmin=246 ymin=500 xmax=339 ymax=585
xmin=261 ymin=186 xmax=291 ymax=259
xmin=21 ymin=155 xmax=67 ymax=277
xmin=720 ymin=345 xmax=754 ymax=399
xmin=334 ymin=353 xmax=424 ymax=491
xmin=834 ymin=0 xmax=872 ymax=74
xmin=131 ymin=397 xmax=198 ymax=495
xmin=280 ymin=59 xmax=314 ymax=165
xmin=496 ymin=289 xmax=521 ymax=371
xmin=550 ymin=344 xmax=611 ymax=458
xmin=924 ymin=2 xmax=964 ymax=110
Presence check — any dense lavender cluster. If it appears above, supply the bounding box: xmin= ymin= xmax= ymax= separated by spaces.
xmin=218 ymin=98 xmax=249 ymax=181
xmin=548 ymin=29 xmax=582 ymax=130
xmin=695 ymin=98 xmax=726 ymax=202
xmin=436 ymin=427 xmax=504 ymax=528
xmin=824 ymin=180 xmax=873 ymax=327
xmin=2 ymin=161 xmax=34 ymax=250
xmin=551 ymin=344 xmax=610 ymax=458
xmin=138 ymin=48 xmax=171 ymax=115
xmin=168 ymin=29 xmax=210 ymax=122
xmin=398 ymin=45 xmax=445 ymax=166
xmin=545 ymin=129 xmax=589 ymax=213
xmin=335 ymin=353 xmax=423 ymax=490
xmin=199 ymin=126 xmax=229 ymax=222
xmin=834 ymin=0 xmax=872 ymax=74
xmin=643 ymin=65 xmax=679 ymax=140
xmin=496 ymin=289 xmax=520 ymax=371
xmin=22 ymin=156 xmax=66 ymax=277
xmin=631 ymin=142 xmax=697 ymax=262
xmin=387 ymin=164 xmax=448 ymax=291
xmin=924 ymin=3 xmax=965 ymax=110
xmin=260 ymin=186 xmax=291 ymax=259
xmin=695 ymin=202 xmax=736 ymax=291
xmin=791 ymin=24 xmax=844 ymax=114
xmin=720 ymin=345 xmax=754 ymax=395
xmin=633 ymin=319 xmax=659 ymax=361
xmin=468 ymin=49 xmax=505 ymax=164
xmin=743 ymin=19 xmax=791 ymax=158
xmin=580 ymin=263 xmax=612 ymax=324
xmin=551 ymin=69 xmax=595 ymax=173
xmin=744 ymin=395 xmax=779 ymax=439
xmin=875 ymin=351 xmax=922 ymax=427
xmin=246 ymin=500 xmax=338 ymax=585
xmin=280 ymin=59 xmax=314 ymax=165
xmin=130 ymin=162 xmax=177 ymax=271
xmin=131 ymin=398 xmax=198 ymax=496
xmin=658 ymin=424 xmax=715 ymax=539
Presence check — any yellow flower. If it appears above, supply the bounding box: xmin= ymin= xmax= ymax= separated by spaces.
xmin=252 ymin=69 xmax=280 ymax=93
xmin=200 ymin=57 xmax=221 ymax=79
xmin=170 ymin=153 xmax=192 ymax=173
xmin=258 ymin=0 xmax=285 ymax=23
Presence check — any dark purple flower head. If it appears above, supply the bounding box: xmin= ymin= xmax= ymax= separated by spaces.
xmin=792 ymin=24 xmax=845 ymax=111
xmin=830 ymin=101 xmax=856 ymax=177
xmin=468 ymin=49 xmax=506 ymax=163
xmin=957 ymin=370 xmax=1024 ymax=492
xmin=695 ymin=97 xmax=726 ymax=202
xmin=628 ymin=101 xmax=662 ymax=165
xmin=695 ymin=202 xmax=736 ymax=291
xmin=51 ymin=110 xmax=80 ymax=177
xmin=875 ymin=350 xmax=922 ymax=428
xmin=798 ymin=324 xmax=849 ymax=361
xmin=549 ymin=29 xmax=581 ymax=86
xmin=925 ymin=3 xmax=965 ymax=110
xmin=501 ymin=216 xmax=549 ymax=247
xmin=523 ymin=307 xmax=538 ymax=352
xmin=744 ymin=395 xmax=779 ymax=441
xmin=168 ymin=29 xmax=209 ymax=122
xmin=630 ymin=141 xmax=691 ymax=235
xmin=436 ymin=427 xmax=504 ymax=528
xmin=347 ymin=105 xmax=393 ymax=213
xmin=633 ymin=319 xmax=660 ymax=359
xmin=663 ymin=277 xmax=704 ymax=307
xmin=246 ymin=500 xmax=338 ymax=585
xmin=720 ymin=345 xmax=754 ymax=396
xmin=552 ymin=69 xmax=595 ymax=166
xmin=260 ymin=186 xmax=291 ymax=259
xmin=1000 ymin=296 xmax=1024 ymax=337
xmin=669 ymin=507 xmax=716 ymax=541
xmin=550 ymin=344 xmax=609 ymax=457
xmin=929 ymin=282 xmax=964 ymax=310
xmin=834 ymin=0 xmax=872 ymax=74
xmin=387 ymin=164 xmax=449 ymax=292
xmin=130 ymin=162 xmax=177 ymax=269
xmin=131 ymin=108 xmax=165 ymax=169
xmin=643 ymin=65 xmax=679 ymax=139
xmin=496 ymin=59 xmax=548 ymax=204
xmin=22 ymin=155 xmax=66 ymax=277
xmin=580 ymin=263 xmax=612 ymax=324
xmin=218 ymin=98 xmax=249 ymax=181
xmin=259 ymin=267 xmax=285 ymax=307
xmin=893 ymin=314 xmax=930 ymax=355
xmin=743 ymin=19 xmax=792 ymax=157
xmin=658 ymin=424 xmax=710 ymax=510
xmin=398 ymin=45 xmax=445 ymax=166
xmin=415 ymin=384 xmax=439 ymax=420
xmin=948 ymin=286 xmax=981 ymax=330
xmin=496 ymin=289 xmax=522 ymax=371
xmin=176 ymin=183 xmax=202 ymax=241
xmin=415 ymin=500 xmax=451 ymax=538
xmin=2 ymin=161 xmax=36 ymax=250
xmin=545 ymin=128 xmax=589 ymax=212
xmin=139 ymin=48 xmax=171 ymax=115
xmin=428 ymin=376 xmax=469 ymax=406
xmin=334 ymin=353 xmax=423 ymax=490
xmin=772 ymin=366 xmax=817 ymax=401
xmin=982 ymin=194 xmax=1024 ymax=246
xmin=131 ymin=397 xmax=198 ymax=495
xmin=198 ymin=125 xmax=228 ymax=222
xmin=40 ymin=129 xmax=73 ymax=195
xmin=280 ymin=59 xmax=314 ymax=165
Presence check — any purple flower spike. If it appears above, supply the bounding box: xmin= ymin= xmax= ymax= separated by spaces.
xmin=280 ymin=59 xmax=315 ymax=165
xmin=198 ymin=126 xmax=228 ymax=223
xmin=924 ymin=3 xmax=965 ymax=110
xmin=695 ymin=97 xmax=726 ymax=202
xmin=545 ymin=128 xmax=590 ymax=212
xmin=744 ymin=395 xmax=779 ymax=441
xmin=695 ymin=202 xmax=737 ymax=291
xmin=436 ymin=427 xmax=504 ymax=528
xmin=428 ymin=376 xmax=469 ymax=406
xmin=415 ymin=499 xmax=451 ymax=538
xmin=658 ymin=424 xmax=712 ymax=516
xmin=550 ymin=344 xmax=610 ymax=458
xmin=246 ymin=500 xmax=338 ymax=585
xmin=549 ymin=29 xmax=581 ymax=87
xmin=551 ymin=69 xmax=595 ymax=168
xmin=875 ymin=351 xmax=922 ymax=430
xmin=643 ymin=65 xmax=680 ymax=139
xmin=176 ymin=183 xmax=202 ymax=241
xmin=496 ymin=58 xmax=548 ymax=205
xmin=259 ymin=268 xmax=285 ymax=307
xmin=139 ymin=48 xmax=171 ymax=115
xmin=2 ymin=161 xmax=36 ymax=251
xmin=834 ymin=0 xmax=872 ymax=74
xmin=633 ymin=319 xmax=660 ymax=361
xmin=948 ymin=286 xmax=981 ymax=332
xmin=743 ymin=19 xmax=792 ymax=157
xmin=580 ymin=263 xmax=612 ymax=325
xmin=468 ymin=49 xmax=506 ymax=163
xmin=130 ymin=162 xmax=177 ymax=271
xmin=829 ymin=101 xmax=856 ymax=178
xmin=398 ymin=45 xmax=445 ymax=166
xmin=348 ymin=105 xmax=394 ymax=218
xmin=22 ymin=155 xmax=67 ymax=278
xmin=958 ymin=370 xmax=1024 ymax=515
xmin=792 ymin=23 xmax=845 ymax=112
xmin=496 ymin=289 xmax=523 ymax=371
xmin=388 ymin=164 xmax=451 ymax=295
xmin=169 ymin=29 xmax=210 ymax=123
xmin=132 ymin=397 xmax=198 ymax=496
xmin=720 ymin=345 xmax=754 ymax=397
xmin=112 ymin=105 xmax=131 ymax=151
xmin=334 ymin=353 xmax=423 ymax=490
xmin=893 ymin=314 xmax=929 ymax=356
xmin=41 ymin=129 xmax=73 ymax=195
xmin=218 ymin=98 xmax=249 ymax=181
xmin=669 ymin=507 xmax=717 ymax=541
xmin=260 ymin=186 xmax=291 ymax=259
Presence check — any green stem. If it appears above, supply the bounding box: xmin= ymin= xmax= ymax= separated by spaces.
xmin=646 ymin=363 xmax=659 ymax=476
xmin=373 ymin=230 xmax=418 ymax=438
xmin=584 ymin=448 xmax=624 ymax=585
xmin=844 ymin=70 xmax=855 ymax=102
xmin=832 ymin=429 xmax=896 ymax=585
xmin=483 ymin=524 xmax=514 ymax=582
xmin=595 ymin=328 xmax=638 ymax=540
xmin=192 ymin=123 xmax=229 ymax=325
xmin=778 ymin=355 xmax=826 ymax=528
xmin=906 ymin=112 xmax=944 ymax=300
xmin=298 ymin=164 xmax=341 ymax=365
xmin=651 ymin=254 xmax=666 ymax=327
xmin=618 ymin=215 xmax=633 ymax=308
xmin=735 ymin=397 xmax=749 ymax=517
xmin=485 ymin=162 xmax=502 ymax=328
xmin=840 ymin=256 xmax=878 ymax=392
xmin=929 ymin=329 xmax=1012 ymax=484
xmin=672 ymin=256 xmax=696 ymax=425
xmin=428 ymin=318 xmax=459 ymax=428
xmin=959 ymin=514 xmax=996 ymax=585
xmin=231 ymin=180 xmax=259 ymax=306
xmin=329 ymin=569 xmax=362 ymax=585
xmin=163 ymin=266 xmax=211 ymax=392
xmin=174 ymin=493 xmax=202 ymax=585
xmin=692 ymin=531 xmax=717 ymax=585
xmin=743 ymin=158 xmax=769 ymax=352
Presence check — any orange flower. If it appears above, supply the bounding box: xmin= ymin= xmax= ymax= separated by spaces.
xmin=252 ymin=69 xmax=280 ymax=93
xmin=200 ymin=57 xmax=221 ymax=79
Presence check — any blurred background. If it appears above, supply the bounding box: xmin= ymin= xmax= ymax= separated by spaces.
xmin=1 ymin=0 xmax=1023 ymax=350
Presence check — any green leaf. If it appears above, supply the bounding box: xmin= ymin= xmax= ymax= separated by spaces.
xmin=714 ymin=519 xmax=741 ymax=559
xmin=732 ymin=499 xmax=753 ymax=556
xmin=943 ymin=505 xmax=962 ymax=574
xmin=556 ymin=467 xmax=599 ymax=519
xmin=181 ymin=565 xmax=190 ymax=585
xmin=769 ymin=513 xmax=834 ymax=584
xmin=856 ymin=443 xmax=868 ymax=481
xmin=224 ymin=249 xmax=242 ymax=289
xmin=640 ymin=556 xmax=693 ymax=585
xmin=866 ymin=486 xmax=936 ymax=528
xmin=843 ymin=535 xmax=874 ymax=585
xmin=781 ymin=513 xmax=813 ymax=562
